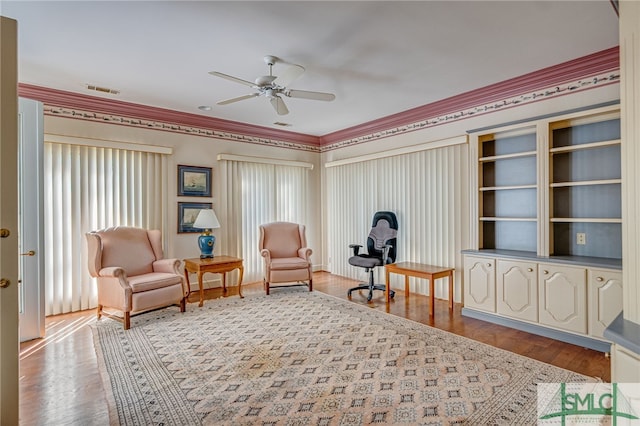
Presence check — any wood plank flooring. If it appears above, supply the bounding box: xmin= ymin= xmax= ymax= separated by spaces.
xmin=19 ymin=271 xmax=610 ymax=425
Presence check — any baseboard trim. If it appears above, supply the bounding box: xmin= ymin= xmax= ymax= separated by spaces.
xmin=461 ymin=307 xmax=611 ymax=353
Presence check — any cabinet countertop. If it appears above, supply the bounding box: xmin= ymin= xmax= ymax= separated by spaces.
xmin=462 ymin=249 xmax=622 ymax=270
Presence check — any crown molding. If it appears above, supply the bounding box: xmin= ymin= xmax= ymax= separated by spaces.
xmin=319 ymin=47 xmax=620 ymax=146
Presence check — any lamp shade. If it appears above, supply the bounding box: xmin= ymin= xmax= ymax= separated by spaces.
xmin=193 ymin=209 xmax=220 ymax=230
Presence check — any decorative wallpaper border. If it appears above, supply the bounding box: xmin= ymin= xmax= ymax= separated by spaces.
xmin=42 ymin=105 xmax=322 ymax=153
xmin=320 ymin=71 xmax=620 ymax=152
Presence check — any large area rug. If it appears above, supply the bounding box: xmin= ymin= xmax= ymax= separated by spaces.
xmin=92 ymin=289 xmax=595 ymax=425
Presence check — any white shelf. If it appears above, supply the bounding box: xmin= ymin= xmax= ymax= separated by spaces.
xmin=550 ymin=218 xmax=622 ymax=224
xmin=479 ymin=150 xmax=537 ymax=162
xmin=480 ymin=217 xmax=537 ymax=222
xmin=480 ymin=184 xmax=537 ymax=191
xmin=550 ymin=179 xmax=621 ymax=188
xmin=549 ymin=139 xmax=620 ymax=154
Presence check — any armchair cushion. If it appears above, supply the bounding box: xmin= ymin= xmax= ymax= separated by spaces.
xmin=128 ymin=272 xmax=184 ymax=293
xmin=269 ymin=257 xmax=311 ymax=270
xmin=260 ymin=222 xmax=302 ymax=258
xmin=98 ymin=227 xmax=157 ymax=276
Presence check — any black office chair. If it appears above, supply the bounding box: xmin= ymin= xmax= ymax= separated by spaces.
xmin=347 ymin=211 xmax=398 ymax=301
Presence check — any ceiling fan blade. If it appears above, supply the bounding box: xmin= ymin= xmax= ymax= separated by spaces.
xmin=273 ymin=64 xmax=305 ymax=88
xmin=270 ymin=96 xmax=289 ymax=115
xmin=209 ymin=71 xmax=255 ymax=88
xmin=285 ymin=89 xmax=336 ymax=102
xmin=217 ymin=93 xmax=259 ymax=105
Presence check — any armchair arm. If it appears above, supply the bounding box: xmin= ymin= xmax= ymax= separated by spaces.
xmin=96 ymin=266 xmax=133 ymax=311
xmin=154 ymin=258 xmax=187 ymax=296
xmin=349 ymin=244 xmax=362 ymax=256
xmin=260 ymin=249 xmax=271 ymax=262
xmin=298 ymin=247 xmax=312 ymax=260
xmin=153 ymin=258 xmax=181 ymax=275
xmin=98 ymin=266 xmax=128 ymax=280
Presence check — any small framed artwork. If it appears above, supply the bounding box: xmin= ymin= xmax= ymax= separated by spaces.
xmin=178 ymin=202 xmax=212 ymax=233
xmin=178 ymin=165 xmax=211 ymax=197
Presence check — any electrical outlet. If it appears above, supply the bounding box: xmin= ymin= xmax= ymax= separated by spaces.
xmin=576 ymin=232 xmax=586 ymax=245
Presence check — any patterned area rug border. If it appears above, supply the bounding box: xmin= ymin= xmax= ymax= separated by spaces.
xmin=92 ymin=289 xmax=595 ymax=425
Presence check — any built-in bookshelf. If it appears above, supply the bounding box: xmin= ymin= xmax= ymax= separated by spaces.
xmin=471 ymin=105 xmax=621 ymax=263
xmin=478 ymin=126 xmax=537 ymax=253
xmin=549 ymin=113 xmax=621 ymax=259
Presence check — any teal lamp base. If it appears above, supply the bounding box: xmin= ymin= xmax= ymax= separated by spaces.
xmin=198 ymin=234 xmax=215 ymax=259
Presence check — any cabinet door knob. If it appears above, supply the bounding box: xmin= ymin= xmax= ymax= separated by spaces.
xmin=543 ymin=270 xmax=549 ymax=275
xmin=487 ymin=263 xmax=492 ymax=267
xmin=596 ymin=277 xmax=604 ymax=282
xmin=0 ymin=279 xmax=10 ymax=288
xmin=527 ymin=268 xmax=534 ymax=272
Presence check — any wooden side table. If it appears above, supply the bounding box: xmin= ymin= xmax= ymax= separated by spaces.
xmin=183 ymin=256 xmax=244 ymax=307
xmin=385 ymin=262 xmax=454 ymax=316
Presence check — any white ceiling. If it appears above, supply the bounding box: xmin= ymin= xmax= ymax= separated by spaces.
xmin=1 ymin=1 xmax=619 ymax=136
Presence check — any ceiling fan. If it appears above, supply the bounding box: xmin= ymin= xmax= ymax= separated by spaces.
xmin=209 ymin=55 xmax=335 ymax=115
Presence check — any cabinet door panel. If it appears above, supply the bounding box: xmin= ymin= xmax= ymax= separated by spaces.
xmin=464 ymin=256 xmax=495 ymax=312
xmin=538 ymin=264 xmax=587 ymax=334
xmin=497 ymin=260 xmax=538 ymax=322
xmin=588 ymin=269 xmax=622 ymax=338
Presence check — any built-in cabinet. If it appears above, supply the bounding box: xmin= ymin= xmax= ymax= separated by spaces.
xmin=496 ymin=259 xmax=537 ymax=322
xmin=463 ymin=105 xmax=622 ymax=351
xmin=463 ymin=256 xmax=495 ymax=312
xmin=588 ymin=269 xmax=623 ymax=337
xmin=538 ymin=263 xmax=587 ymax=334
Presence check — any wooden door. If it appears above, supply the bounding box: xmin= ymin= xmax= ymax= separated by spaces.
xmin=0 ymin=16 xmax=20 ymax=425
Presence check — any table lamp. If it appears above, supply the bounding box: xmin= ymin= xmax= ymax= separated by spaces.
xmin=193 ymin=209 xmax=220 ymax=258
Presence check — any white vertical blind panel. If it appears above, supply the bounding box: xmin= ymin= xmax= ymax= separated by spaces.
xmin=326 ymin=144 xmax=467 ymax=302
xmin=241 ymin=162 xmax=274 ymax=283
xmin=44 ymin=143 xmax=167 ymax=315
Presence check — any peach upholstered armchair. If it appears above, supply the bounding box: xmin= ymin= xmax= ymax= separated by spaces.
xmin=86 ymin=226 xmax=187 ymax=329
xmin=259 ymin=222 xmax=313 ymax=295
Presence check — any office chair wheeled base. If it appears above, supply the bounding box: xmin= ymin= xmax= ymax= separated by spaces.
xmin=347 ymin=269 xmax=395 ymax=302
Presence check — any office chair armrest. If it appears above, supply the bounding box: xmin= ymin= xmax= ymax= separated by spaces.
xmin=383 ymin=244 xmax=394 ymax=264
xmin=349 ymin=244 xmax=362 ymax=256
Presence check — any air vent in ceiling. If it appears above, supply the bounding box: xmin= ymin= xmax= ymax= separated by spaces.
xmin=86 ymin=84 xmax=120 ymax=95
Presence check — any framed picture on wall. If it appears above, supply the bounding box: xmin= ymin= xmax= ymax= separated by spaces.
xmin=178 ymin=202 xmax=212 ymax=233
xmin=178 ymin=165 xmax=211 ymax=197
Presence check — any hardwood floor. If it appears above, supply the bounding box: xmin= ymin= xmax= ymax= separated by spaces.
xmin=19 ymin=271 xmax=610 ymax=425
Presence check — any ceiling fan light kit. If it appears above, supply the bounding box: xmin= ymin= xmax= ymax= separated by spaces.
xmin=209 ymin=55 xmax=335 ymax=115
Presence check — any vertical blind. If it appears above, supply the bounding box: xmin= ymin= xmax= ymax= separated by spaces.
xmin=44 ymin=142 xmax=167 ymax=315
xmin=219 ymin=159 xmax=309 ymax=283
xmin=326 ymin=144 xmax=467 ymax=301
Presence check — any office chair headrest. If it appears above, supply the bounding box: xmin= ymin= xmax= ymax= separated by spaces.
xmin=372 ymin=211 xmax=398 ymax=230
